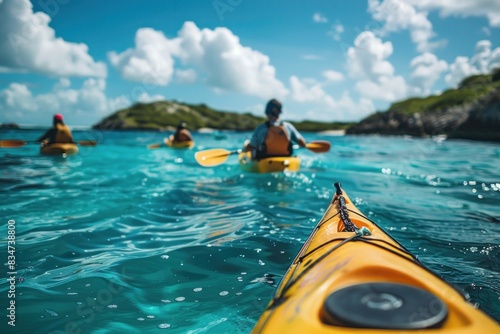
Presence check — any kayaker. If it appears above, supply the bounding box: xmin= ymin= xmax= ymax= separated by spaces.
xmin=36 ymin=113 xmax=75 ymax=146
xmin=171 ymin=121 xmax=193 ymax=143
xmin=244 ymin=99 xmax=306 ymax=159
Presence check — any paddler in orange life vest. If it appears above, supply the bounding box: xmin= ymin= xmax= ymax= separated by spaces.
xmin=171 ymin=121 xmax=193 ymax=143
xmin=244 ymin=99 xmax=306 ymax=159
xmin=36 ymin=113 xmax=75 ymax=146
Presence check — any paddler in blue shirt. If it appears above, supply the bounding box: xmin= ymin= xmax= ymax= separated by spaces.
xmin=36 ymin=113 xmax=75 ymax=146
xmin=244 ymin=99 xmax=306 ymax=159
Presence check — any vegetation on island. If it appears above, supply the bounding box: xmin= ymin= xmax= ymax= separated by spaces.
xmin=4 ymin=70 xmax=497 ymax=141
xmin=92 ymin=100 xmax=353 ymax=132
xmin=347 ymin=68 xmax=500 ymax=142
xmin=387 ymin=71 xmax=500 ymax=116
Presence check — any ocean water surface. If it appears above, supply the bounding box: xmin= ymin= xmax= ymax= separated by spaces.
xmin=1 ymin=129 xmax=499 ymax=333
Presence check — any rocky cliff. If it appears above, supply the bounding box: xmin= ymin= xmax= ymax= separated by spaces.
xmin=450 ymin=89 xmax=500 ymax=141
xmin=347 ymin=71 xmax=500 ymax=142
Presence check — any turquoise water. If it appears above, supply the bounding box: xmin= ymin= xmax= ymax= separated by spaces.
xmin=1 ymin=129 xmax=499 ymax=333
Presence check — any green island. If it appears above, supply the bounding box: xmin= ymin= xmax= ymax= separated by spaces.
xmin=92 ymin=68 xmax=499 ymax=142
xmin=92 ymin=100 xmax=353 ymax=132
xmin=346 ymin=68 xmax=500 ymax=142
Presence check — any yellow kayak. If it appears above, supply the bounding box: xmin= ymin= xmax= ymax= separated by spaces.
xmin=238 ymin=151 xmax=300 ymax=173
xmin=164 ymin=137 xmax=194 ymax=149
xmin=40 ymin=143 xmax=78 ymax=155
xmin=252 ymin=183 xmax=499 ymax=333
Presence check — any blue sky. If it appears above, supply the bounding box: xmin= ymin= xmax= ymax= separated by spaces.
xmin=1 ymin=0 xmax=500 ymax=127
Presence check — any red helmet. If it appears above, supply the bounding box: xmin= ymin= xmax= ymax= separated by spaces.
xmin=53 ymin=113 xmax=63 ymax=121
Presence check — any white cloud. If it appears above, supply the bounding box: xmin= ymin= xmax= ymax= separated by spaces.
xmin=328 ymin=23 xmax=344 ymax=41
xmin=346 ymin=31 xmax=394 ymax=80
xmin=313 ymin=13 xmax=328 ymax=23
xmin=175 ymin=69 xmax=197 ymax=84
xmin=329 ymin=92 xmax=376 ymax=121
xmin=177 ymin=22 xmax=288 ymax=99
xmin=323 ymin=70 xmax=344 ymax=83
xmin=288 ymin=76 xmax=375 ymax=121
xmin=290 ymin=76 xmax=326 ymax=103
xmin=368 ymin=0 xmax=445 ymax=52
xmin=109 ymin=22 xmax=287 ymax=99
xmin=0 ymin=0 xmax=106 ymax=77
xmin=470 ymin=40 xmax=494 ymax=73
xmin=409 ymin=53 xmax=448 ymax=95
xmin=137 ymin=92 xmax=166 ymax=103
xmin=0 ymin=83 xmax=37 ymax=112
xmin=108 ymin=28 xmax=179 ymax=86
xmin=75 ymin=79 xmax=109 ymax=115
xmin=0 ymin=79 xmax=123 ymax=126
xmin=356 ymin=76 xmax=407 ymax=101
xmin=409 ymin=0 xmax=500 ymax=27
xmin=108 ymin=96 xmax=131 ymax=113
xmin=346 ymin=31 xmax=408 ymax=102
xmin=369 ymin=0 xmax=500 ymax=52
xmin=445 ymin=57 xmax=477 ymax=88
xmin=445 ymin=40 xmax=500 ymax=87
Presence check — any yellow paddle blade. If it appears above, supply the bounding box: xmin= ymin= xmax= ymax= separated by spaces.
xmin=0 ymin=139 xmax=27 ymax=148
xmin=147 ymin=143 xmax=162 ymax=149
xmin=195 ymin=148 xmax=237 ymax=167
xmin=78 ymin=140 xmax=97 ymax=146
xmin=306 ymin=140 xmax=331 ymax=153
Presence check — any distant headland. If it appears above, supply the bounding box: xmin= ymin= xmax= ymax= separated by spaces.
xmin=0 ymin=123 xmax=20 ymax=129
xmin=3 ymin=71 xmax=499 ymax=143
xmin=91 ymin=100 xmax=353 ymax=133
xmin=91 ymin=69 xmax=500 ymax=142
xmin=346 ymin=69 xmax=500 ymax=142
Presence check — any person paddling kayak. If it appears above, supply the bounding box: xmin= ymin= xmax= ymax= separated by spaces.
xmin=171 ymin=121 xmax=193 ymax=143
xmin=36 ymin=114 xmax=75 ymax=146
xmin=244 ymin=99 xmax=306 ymax=159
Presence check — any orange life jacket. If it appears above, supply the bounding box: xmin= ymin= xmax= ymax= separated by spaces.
xmin=262 ymin=122 xmax=292 ymax=157
xmin=54 ymin=123 xmax=74 ymax=143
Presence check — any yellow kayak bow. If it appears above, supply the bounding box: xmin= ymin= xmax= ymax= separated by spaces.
xmin=252 ymin=183 xmax=499 ymax=333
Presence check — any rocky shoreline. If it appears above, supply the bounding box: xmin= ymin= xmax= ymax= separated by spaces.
xmin=4 ymin=73 xmax=500 ymax=143
xmin=346 ymin=88 xmax=500 ymax=142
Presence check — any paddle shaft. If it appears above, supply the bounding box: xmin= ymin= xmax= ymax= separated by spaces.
xmin=195 ymin=140 xmax=330 ymax=167
xmin=0 ymin=139 xmax=97 ymax=148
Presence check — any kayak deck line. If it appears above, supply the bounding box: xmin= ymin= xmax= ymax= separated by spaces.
xmin=270 ymin=183 xmax=420 ymax=308
xmin=337 ymin=193 xmax=359 ymax=232
xmin=252 ymin=182 xmax=500 ymax=333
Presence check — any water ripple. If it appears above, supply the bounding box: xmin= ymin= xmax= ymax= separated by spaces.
xmin=2 ymin=131 xmax=499 ymax=332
